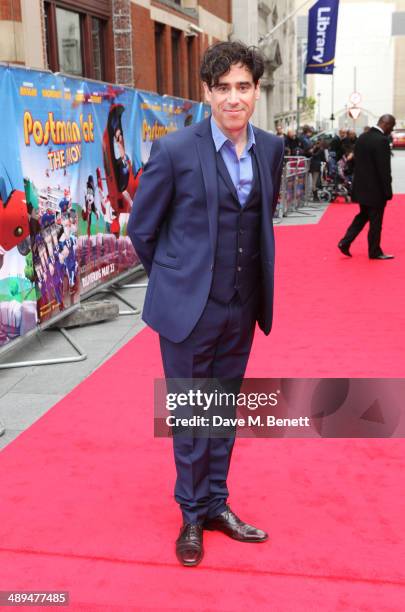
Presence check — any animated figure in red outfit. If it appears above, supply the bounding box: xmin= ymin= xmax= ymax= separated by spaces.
xmin=0 ymin=189 xmax=30 ymax=268
xmin=96 ymin=104 xmax=142 ymax=238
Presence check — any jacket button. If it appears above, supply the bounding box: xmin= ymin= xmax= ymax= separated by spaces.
xmin=237 ymin=266 xmax=242 ymax=272
xmin=239 ymin=247 xmax=243 ymax=253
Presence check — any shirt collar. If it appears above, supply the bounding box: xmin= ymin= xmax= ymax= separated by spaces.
xmin=210 ymin=116 xmax=255 ymax=153
xmin=373 ymin=125 xmax=384 ymax=134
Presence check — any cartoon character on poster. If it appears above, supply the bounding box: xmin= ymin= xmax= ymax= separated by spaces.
xmin=82 ymin=175 xmax=99 ymax=237
xmin=96 ymin=103 xmax=142 ymax=237
xmin=0 ymin=142 xmax=35 ymax=343
xmin=77 ymin=93 xmax=143 ymax=291
xmin=0 ymin=175 xmax=37 ymax=346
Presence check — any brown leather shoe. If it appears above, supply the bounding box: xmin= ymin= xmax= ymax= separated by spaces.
xmin=204 ymin=506 xmax=268 ymax=542
xmin=175 ymin=523 xmax=204 ymax=566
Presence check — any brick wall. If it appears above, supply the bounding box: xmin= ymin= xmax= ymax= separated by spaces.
xmin=112 ymin=0 xmax=134 ymax=86
xmin=199 ymin=0 xmax=231 ymax=23
xmin=39 ymin=0 xmax=47 ymax=68
xmin=0 ymin=0 xmax=22 ymax=21
xmin=131 ymin=3 xmax=156 ymax=91
xmin=127 ymin=0 xmax=231 ymax=100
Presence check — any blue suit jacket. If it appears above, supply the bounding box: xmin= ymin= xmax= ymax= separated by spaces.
xmin=127 ymin=117 xmax=284 ymax=343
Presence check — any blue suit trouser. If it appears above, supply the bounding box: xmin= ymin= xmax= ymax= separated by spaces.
xmin=159 ymin=290 xmax=259 ymax=524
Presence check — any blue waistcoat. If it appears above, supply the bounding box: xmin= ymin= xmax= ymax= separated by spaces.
xmin=209 ymin=151 xmax=262 ymax=304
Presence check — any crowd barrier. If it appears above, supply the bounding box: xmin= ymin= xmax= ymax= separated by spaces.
xmin=0 ymin=63 xmax=209 ymax=358
xmin=275 ymin=156 xmax=311 ymax=218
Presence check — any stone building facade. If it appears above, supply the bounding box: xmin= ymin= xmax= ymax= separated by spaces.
xmin=232 ymin=0 xmax=298 ymax=131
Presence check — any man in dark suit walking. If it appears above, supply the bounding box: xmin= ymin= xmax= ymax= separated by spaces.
xmin=338 ymin=114 xmax=396 ymax=260
xmin=127 ymin=41 xmax=284 ymax=566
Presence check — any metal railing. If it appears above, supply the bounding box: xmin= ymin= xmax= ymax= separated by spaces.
xmin=274 ymin=156 xmax=312 ymax=218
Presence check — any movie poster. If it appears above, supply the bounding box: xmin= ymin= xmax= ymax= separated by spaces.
xmin=135 ymin=90 xmax=209 ymax=164
xmin=0 ymin=64 xmax=209 ymax=349
xmin=0 ymin=66 xmax=37 ymax=347
xmin=8 ymin=67 xmax=81 ymax=324
xmin=59 ymin=77 xmax=142 ymax=295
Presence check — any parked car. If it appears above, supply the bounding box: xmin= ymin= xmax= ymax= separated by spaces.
xmin=310 ymin=130 xmax=335 ymax=145
xmin=392 ymin=129 xmax=405 ymax=149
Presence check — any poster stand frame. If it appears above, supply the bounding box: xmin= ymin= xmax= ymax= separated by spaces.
xmin=81 ymin=265 xmax=144 ymax=316
xmin=0 ymin=326 xmax=86 ymax=370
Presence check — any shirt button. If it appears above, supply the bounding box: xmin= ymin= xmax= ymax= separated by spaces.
xmin=239 ymin=247 xmax=243 ymax=253
xmin=237 ymin=266 xmax=242 ymax=272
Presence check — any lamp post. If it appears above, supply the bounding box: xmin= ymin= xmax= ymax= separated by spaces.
xmin=317 ymin=92 xmax=321 ymax=131
xmin=297 ymin=95 xmax=305 ymax=134
xmin=330 ymin=71 xmax=335 ymax=129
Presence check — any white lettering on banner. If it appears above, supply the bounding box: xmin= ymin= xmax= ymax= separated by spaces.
xmin=313 ymin=7 xmax=331 ymax=63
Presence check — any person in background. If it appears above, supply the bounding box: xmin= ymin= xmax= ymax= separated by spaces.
xmin=343 ymin=129 xmax=357 ymax=154
xmin=309 ymin=140 xmax=327 ymax=200
xmin=275 ymin=125 xmax=284 ymax=138
xmin=338 ymin=114 xmax=396 ymax=260
xmin=337 ymin=145 xmax=354 ymax=184
xmin=299 ymin=125 xmax=314 ymax=156
xmin=284 ymin=128 xmax=302 ymax=156
xmin=330 ymin=128 xmax=346 ymax=162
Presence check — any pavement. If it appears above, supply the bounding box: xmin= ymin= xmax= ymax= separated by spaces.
xmin=0 ymin=275 xmax=148 ymax=450
xmin=1 ymin=148 xmax=404 ymax=450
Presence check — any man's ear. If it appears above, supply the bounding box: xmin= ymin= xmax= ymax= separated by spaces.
xmin=255 ymin=80 xmax=261 ymax=100
xmin=202 ymin=82 xmax=212 ymax=104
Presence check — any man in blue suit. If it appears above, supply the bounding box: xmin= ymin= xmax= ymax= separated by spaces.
xmin=128 ymin=41 xmax=284 ymax=567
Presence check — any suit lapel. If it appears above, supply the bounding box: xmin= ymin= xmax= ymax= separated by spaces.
xmin=196 ymin=119 xmax=219 ymax=263
xmin=253 ymin=128 xmax=273 ymax=258
xmin=216 ymin=151 xmax=239 ymax=202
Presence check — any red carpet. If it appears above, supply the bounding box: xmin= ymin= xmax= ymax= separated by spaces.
xmin=0 ymin=197 xmax=404 ymax=610
xmin=250 ymin=195 xmax=405 ymax=378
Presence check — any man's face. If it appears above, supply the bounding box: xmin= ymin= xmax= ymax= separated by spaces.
xmin=339 ymin=129 xmax=346 ymax=139
xmin=382 ymin=120 xmax=396 ymax=136
xmin=203 ymin=63 xmax=260 ymax=135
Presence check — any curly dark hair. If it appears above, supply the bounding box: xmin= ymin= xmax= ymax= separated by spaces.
xmin=200 ymin=41 xmax=265 ymax=89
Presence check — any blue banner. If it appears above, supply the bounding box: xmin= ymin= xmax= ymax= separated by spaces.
xmin=135 ymin=91 xmax=209 ymax=165
xmin=305 ymin=0 xmax=340 ymax=74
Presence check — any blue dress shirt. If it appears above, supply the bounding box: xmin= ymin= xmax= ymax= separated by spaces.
xmin=210 ymin=116 xmax=255 ymax=207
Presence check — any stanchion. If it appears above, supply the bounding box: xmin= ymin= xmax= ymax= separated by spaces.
xmin=279 ymin=156 xmax=317 ymax=218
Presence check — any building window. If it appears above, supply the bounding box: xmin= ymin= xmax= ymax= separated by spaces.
xmin=55 ymin=8 xmax=83 ymax=76
xmin=187 ymin=36 xmax=195 ymax=100
xmin=171 ymin=28 xmax=181 ymax=97
xmin=92 ymin=17 xmax=104 ymax=82
xmin=44 ymin=1 xmax=107 ymax=81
